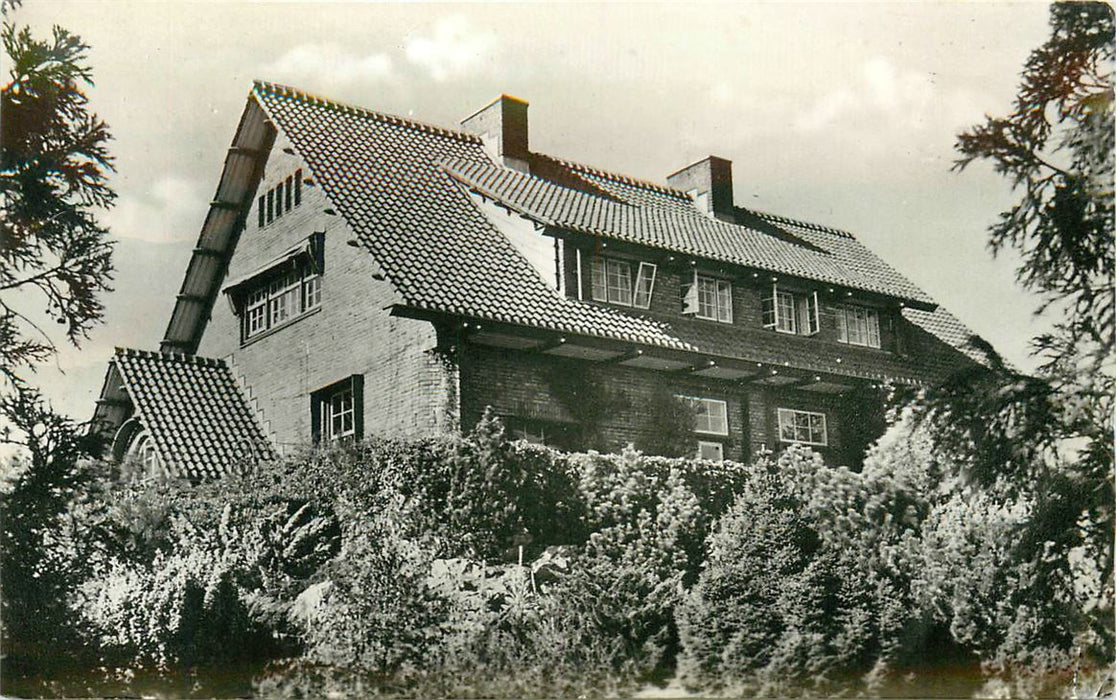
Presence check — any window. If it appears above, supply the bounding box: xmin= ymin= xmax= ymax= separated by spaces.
xmin=777 ymin=408 xmax=828 ymax=446
xmin=311 ymin=375 xmax=364 ymax=444
xmin=590 ymin=256 xmax=657 ymax=309
xmin=836 ymin=305 xmax=881 ymax=348
xmin=697 ymin=440 xmax=724 ymax=461
xmin=240 ymin=262 xmax=321 ymax=341
xmin=682 ymin=272 xmax=732 ymax=323
xmin=126 ymin=430 xmax=164 ymax=480
xmin=762 ymin=283 xmax=818 ymax=336
xmin=678 ymin=396 xmax=729 ymax=436
xmin=258 ymin=169 xmax=305 ymax=227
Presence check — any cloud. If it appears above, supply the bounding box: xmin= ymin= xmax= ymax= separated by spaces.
xmin=794 ymin=56 xmax=938 ymax=133
xmin=260 ymin=43 xmax=394 ymax=88
xmin=103 ymin=175 xmax=207 ymax=243
xmin=404 ymin=16 xmax=495 ymax=82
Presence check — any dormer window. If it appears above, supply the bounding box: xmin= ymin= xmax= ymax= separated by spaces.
xmin=590 ymin=256 xmax=656 ymax=309
xmin=762 ymin=283 xmax=818 ymax=336
xmin=836 ymin=305 xmax=881 ymax=348
xmin=223 ymin=233 xmax=324 ymax=343
xmin=682 ymin=272 xmax=732 ymax=323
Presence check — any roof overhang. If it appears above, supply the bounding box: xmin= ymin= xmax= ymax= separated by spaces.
xmin=160 ymin=95 xmax=276 ymax=354
xmin=391 ymin=304 xmax=925 ymax=388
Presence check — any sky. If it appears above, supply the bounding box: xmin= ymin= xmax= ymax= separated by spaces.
xmin=7 ymin=0 xmax=1057 ymax=425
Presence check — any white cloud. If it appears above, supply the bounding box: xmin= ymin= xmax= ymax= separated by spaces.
xmin=260 ymin=43 xmax=394 ymax=88
xmin=794 ymin=56 xmax=937 ymax=133
xmin=404 ymin=16 xmax=495 ymax=82
xmin=103 ymin=175 xmax=207 ymax=243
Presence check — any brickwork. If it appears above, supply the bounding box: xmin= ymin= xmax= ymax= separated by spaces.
xmin=458 ymin=341 xmax=866 ymax=464
xmin=197 ymin=137 xmax=458 ymax=450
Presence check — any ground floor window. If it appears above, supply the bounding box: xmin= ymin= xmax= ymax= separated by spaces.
xmin=777 ymin=408 xmax=828 ymax=446
xmin=311 ymin=375 xmax=364 ymax=444
xmin=504 ymin=416 xmax=580 ymax=451
xmin=697 ymin=440 xmax=724 ymax=461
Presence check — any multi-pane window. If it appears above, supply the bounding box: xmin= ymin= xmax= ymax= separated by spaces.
xmin=590 ymin=256 xmax=657 ymax=309
xmin=257 ymin=168 xmax=304 ymax=227
xmin=323 ymin=388 xmax=355 ymax=441
xmin=683 ymin=272 xmax=732 ymax=323
xmin=312 ymin=375 xmax=363 ymax=445
xmin=777 ymin=408 xmax=828 ymax=446
xmin=241 ymin=263 xmax=321 ymax=341
xmin=762 ymin=283 xmax=819 ymax=336
xmin=678 ymin=396 xmax=729 ymax=436
xmin=836 ymin=305 xmax=881 ymax=348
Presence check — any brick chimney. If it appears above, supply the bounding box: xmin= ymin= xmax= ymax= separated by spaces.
xmin=461 ymin=94 xmax=530 ymax=172
xmin=667 ymin=156 xmax=734 ymax=220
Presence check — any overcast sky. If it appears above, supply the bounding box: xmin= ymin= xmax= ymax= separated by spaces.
xmin=10 ymin=1 xmax=1055 ymax=423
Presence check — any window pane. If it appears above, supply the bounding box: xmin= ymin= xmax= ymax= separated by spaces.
xmin=266 ymin=190 xmax=274 ymax=223
xmin=607 ymin=260 xmax=632 ymax=305
xmin=294 ymin=169 xmax=302 ymax=206
xmin=285 ymin=177 xmax=294 ymax=213
xmin=275 ymin=183 xmax=283 ymax=218
xmin=776 ymin=292 xmax=796 ymax=333
xmin=633 ymin=263 xmax=656 ymax=309
xmin=258 ymin=196 xmax=265 ymax=228
xmin=591 ymin=257 xmax=608 ymax=301
xmin=716 ymin=281 xmax=732 ymax=323
xmin=304 ymin=275 xmax=321 ymax=310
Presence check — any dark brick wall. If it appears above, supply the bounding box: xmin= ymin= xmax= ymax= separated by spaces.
xmin=197 ymin=136 xmax=458 ymax=452
xmin=459 ymin=341 xmax=868 ymax=465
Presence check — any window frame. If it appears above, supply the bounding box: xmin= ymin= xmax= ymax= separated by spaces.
xmin=697 ymin=440 xmax=725 ymax=461
xmin=590 ymin=256 xmax=657 ymax=309
xmin=311 ymin=375 xmax=364 ymax=445
xmin=239 ymin=260 xmax=321 ymax=343
xmin=762 ymin=283 xmax=819 ymax=337
xmin=776 ymin=408 xmax=828 ymax=446
xmin=683 ymin=271 xmax=733 ymax=323
xmin=836 ymin=304 xmax=881 ymax=348
xmin=677 ymin=395 xmax=729 ymax=436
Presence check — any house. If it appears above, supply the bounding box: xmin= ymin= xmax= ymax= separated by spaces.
xmin=92 ymin=82 xmax=984 ymax=480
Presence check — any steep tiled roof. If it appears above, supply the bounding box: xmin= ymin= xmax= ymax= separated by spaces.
xmin=250 ymin=81 xmax=974 ymax=370
xmin=252 ymin=82 xmax=700 ymax=351
xmin=442 ymin=157 xmax=927 ymax=302
xmin=112 ymin=348 xmax=275 ymax=480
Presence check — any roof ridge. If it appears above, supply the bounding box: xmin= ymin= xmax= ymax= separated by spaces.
xmin=115 ymin=346 xmax=228 ymax=369
xmin=748 ymin=208 xmax=855 ymax=239
xmin=542 ymin=154 xmax=691 ymax=199
xmin=252 ymin=80 xmax=483 ymax=145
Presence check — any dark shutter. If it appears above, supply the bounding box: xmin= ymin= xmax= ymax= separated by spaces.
xmin=310 ymin=390 xmax=322 ymax=445
xmin=351 ymin=374 xmax=365 ymax=442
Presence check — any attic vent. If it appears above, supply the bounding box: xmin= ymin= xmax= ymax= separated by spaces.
xmin=257 ymin=169 xmax=303 ymax=227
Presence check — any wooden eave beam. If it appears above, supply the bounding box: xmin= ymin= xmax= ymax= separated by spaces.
xmin=210 ymin=200 xmax=241 ymax=211
xmin=192 ymin=247 xmax=225 ymax=259
xmin=602 ymin=348 xmax=645 ymax=365
xmin=228 ymin=146 xmax=260 ymax=157
xmin=176 ymin=293 xmax=207 ymax=303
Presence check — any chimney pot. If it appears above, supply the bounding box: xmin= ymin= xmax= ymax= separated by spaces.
xmin=461 ymin=94 xmax=530 ymax=171
xmin=667 ymin=156 xmax=734 ymax=220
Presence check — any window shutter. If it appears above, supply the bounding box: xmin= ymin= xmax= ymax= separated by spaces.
xmin=351 ymin=374 xmax=365 ymax=442
xmin=681 ymin=270 xmax=699 ymax=314
xmin=761 ymin=282 xmax=778 ymax=328
xmin=310 ymin=392 xmax=322 ymax=445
